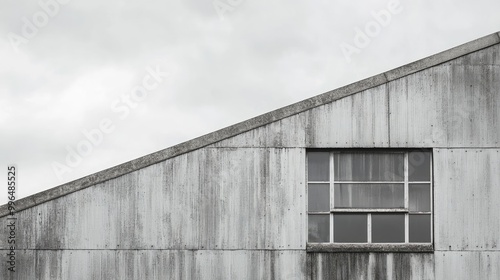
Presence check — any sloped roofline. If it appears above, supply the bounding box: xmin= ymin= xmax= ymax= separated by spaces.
xmin=1 ymin=32 xmax=499 ymax=217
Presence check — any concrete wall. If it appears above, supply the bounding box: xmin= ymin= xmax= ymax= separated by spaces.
xmin=308 ymin=253 xmax=435 ymax=280
xmin=0 ymin=44 xmax=499 ymax=279
xmin=1 ymin=148 xmax=307 ymax=279
xmin=0 ymin=250 xmax=305 ymax=279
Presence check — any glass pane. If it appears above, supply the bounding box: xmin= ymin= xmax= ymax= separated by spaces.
xmin=334 ymin=153 xmax=404 ymax=181
xmin=308 ymin=184 xmax=330 ymax=212
xmin=409 ymin=214 xmax=431 ymax=243
xmin=308 ymin=214 xmax=329 ymax=242
xmin=372 ymin=214 xmax=405 ymax=243
xmin=409 ymin=184 xmax=431 ymax=212
xmin=408 ymin=151 xmax=431 ymax=181
xmin=334 ymin=184 xmax=404 ymax=208
xmin=334 ymin=214 xmax=367 ymax=243
xmin=308 ymin=152 xmax=330 ymax=181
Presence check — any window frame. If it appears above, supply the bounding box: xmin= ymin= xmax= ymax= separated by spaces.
xmin=306 ymin=149 xmax=434 ymax=251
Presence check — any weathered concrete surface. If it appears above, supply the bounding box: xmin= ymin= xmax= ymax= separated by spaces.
xmin=0 ymin=250 xmax=36 ymax=279
xmin=308 ymin=253 xmax=435 ymax=280
xmin=210 ymin=113 xmax=307 ymax=148
xmin=0 ymin=250 xmax=305 ymax=280
xmin=434 ymin=149 xmax=500 ymax=251
xmin=0 ymin=148 xmax=306 ymax=250
xmin=388 ymin=51 xmax=500 ymax=147
xmin=434 ymin=251 xmax=500 ymax=280
xmin=306 ymin=84 xmax=389 ymax=147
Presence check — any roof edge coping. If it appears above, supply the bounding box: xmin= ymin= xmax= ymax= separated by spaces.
xmin=385 ymin=32 xmax=500 ymax=81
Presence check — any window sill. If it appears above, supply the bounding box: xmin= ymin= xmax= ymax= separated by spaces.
xmin=306 ymin=243 xmax=434 ymax=253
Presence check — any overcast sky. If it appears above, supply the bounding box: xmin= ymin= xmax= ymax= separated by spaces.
xmin=1 ymin=0 xmax=499 ymax=204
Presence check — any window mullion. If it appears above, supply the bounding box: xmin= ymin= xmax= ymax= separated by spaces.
xmin=330 ymin=213 xmax=334 ymax=243
xmin=367 ymin=213 xmax=372 ymax=243
xmin=330 ymin=152 xmax=335 ymax=243
xmin=405 ymin=214 xmax=409 ymax=244
xmin=330 ymin=152 xmax=335 ymax=211
xmin=404 ymin=152 xmax=409 ymax=209
xmin=404 ymin=152 xmax=409 ymax=243
xmin=430 ymin=150 xmax=434 ymax=244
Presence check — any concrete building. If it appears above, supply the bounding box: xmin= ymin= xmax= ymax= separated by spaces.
xmin=1 ymin=32 xmax=500 ymax=279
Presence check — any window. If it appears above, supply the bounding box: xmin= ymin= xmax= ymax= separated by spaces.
xmin=307 ymin=150 xmax=432 ymax=245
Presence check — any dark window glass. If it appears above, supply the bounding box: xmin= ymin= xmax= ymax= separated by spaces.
xmin=308 ymin=152 xmax=330 ymax=181
xmin=308 ymin=214 xmax=329 ymax=242
xmin=334 ymin=214 xmax=367 ymax=243
xmin=334 ymin=153 xmax=404 ymax=181
xmin=409 ymin=214 xmax=431 ymax=243
xmin=308 ymin=184 xmax=330 ymax=212
xmin=334 ymin=184 xmax=404 ymax=208
xmin=409 ymin=184 xmax=431 ymax=212
xmin=408 ymin=151 xmax=431 ymax=181
xmin=372 ymin=214 xmax=405 ymax=243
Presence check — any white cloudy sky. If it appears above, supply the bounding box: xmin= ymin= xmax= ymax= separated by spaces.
xmin=0 ymin=0 xmax=499 ymax=204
